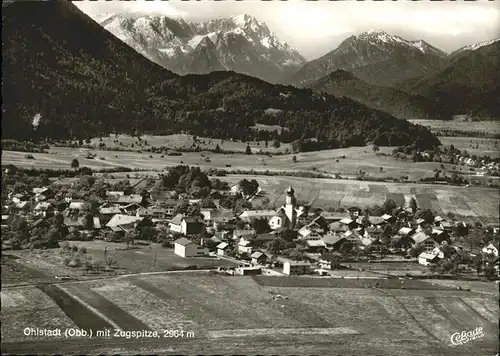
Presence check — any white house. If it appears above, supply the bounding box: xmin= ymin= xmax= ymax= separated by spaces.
xmin=283 ymin=261 xmax=311 ymax=275
xmin=418 ymin=251 xmax=440 ymax=266
xmin=174 ymin=237 xmax=208 ymax=258
xmin=238 ymin=238 xmax=253 ymax=255
xmin=217 ymin=242 xmax=229 ymax=256
xmin=482 ymin=242 xmax=499 ymax=257
xmin=169 ymin=214 xmax=204 ymax=236
xmin=411 ymin=231 xmax=438 ymax=252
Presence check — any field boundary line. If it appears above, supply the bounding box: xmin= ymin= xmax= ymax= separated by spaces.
xmin=458 ymin=298 xmax=497 ymax=326
xmin=374 ymin=288 xmax=441 ymax=343
xmin=55 ymin=284 xmax=121 ymax=330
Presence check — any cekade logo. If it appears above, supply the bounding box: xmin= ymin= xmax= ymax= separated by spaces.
xmin=450 ymin=327 xmax=484 ymax=346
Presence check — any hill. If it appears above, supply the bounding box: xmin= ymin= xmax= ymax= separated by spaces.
xmin=410 ymin=41 xmax=500 ymax=117
xmin=2 ymin=0 xmax=439 ymax=149
xmin=306 ymin=70 xmax=451 ymax=121
xmin=288 ymin=30 xmax=446 ymax=87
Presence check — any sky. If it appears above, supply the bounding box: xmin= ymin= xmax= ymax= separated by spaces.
xmin=75 ymin=0 xmax=500 ymax=60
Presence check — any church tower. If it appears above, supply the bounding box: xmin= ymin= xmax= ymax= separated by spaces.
xmin=285 ymin=186 xmax=297 ymax=228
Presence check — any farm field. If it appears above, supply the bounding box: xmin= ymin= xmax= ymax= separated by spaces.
xmin=1 ymin=275 xmax=498 ymax=355
xmin=2 ymin=144 xmax=462 ymax=182
xmin=409 ymin=119 xmax=500 ymax=135
xmin=437 ymin=136 xmax=499 ymax=158
xmin=341 ymin=261 xmax=431 ymax=277
xmin=87 ymin=133 xmax=293 ymax=154
xmin=220 ymin=175 xmax=499 ymax=224
xmin=3 ymin=242 xmax=236 ymax=284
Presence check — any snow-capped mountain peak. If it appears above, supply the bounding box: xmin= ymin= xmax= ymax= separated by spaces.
xmin=454 ymin=37 xmax=500 ymax=53
xmin=95 ymin=13 xmax=306 ymax=83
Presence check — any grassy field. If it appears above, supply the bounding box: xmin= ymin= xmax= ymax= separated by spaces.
xmin=220 ymin=175 xmax=499 ymax=224
xmin=437 ymin=136 xmax=499 ymax=158
xmin=4 ymin=242 xmax=236 ymax=283
xmin=409 ymin=120 xmax=500 ymax=135
xmin=2 ymin=275 xmax=498 ymax=355
xmin=1 ymin=144 xmax=476 ymax=181
xmin=87 ymin=133 xmax=292 ymax=154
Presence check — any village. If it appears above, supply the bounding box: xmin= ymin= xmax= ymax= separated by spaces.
xmin=2 ymin=163 xmax=498 ymax=281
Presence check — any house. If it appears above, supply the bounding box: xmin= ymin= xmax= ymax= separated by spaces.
xmin=440 ymin=221 xmax=453 ymax=232
xmin=305 ymin=238 xmax=326 ymax=251
xmin=116 ymin=194 xmax=144 ymax=206
xmin=214 ymin=230 xmax=230 ymax=241
xmin=298 ymin=226 xmax=322 ymax=240
xmin=346 ymin=207 xmax=362 ymax=217
xmin=13 ymin=201 xmax=30 ymax=212
xmin=239 ymin=210 xmax=276 ymax=222
xmin=105 ymin=214 xmax=143 ymax=233
xmin=99 ymin=205 xmax=122 ymax=224
xmin=343 ymin=230 xmax=363 ymax=246
xmin=10 ymin=193 xmax=30 ymax=204
xmin=319 ymin=212 xmax=350 ymax=224
xmin=410 ymin=231 xmax=438 ymax=252
xmin=233 ymin=229 xmax=256 ymax=241
xmin=329 ymin=221 xmax=348 ymax=233
xmin=217 ymin=242 xmax=229 ymax=256
xmin=318 ymin=253 xmax=342 ymax=270
xmin=368 ymin=216 xmax=386 ymax=227
xmin=230 ymin=184 xmax=241 ymax=195
xmin=431 ymin=229 xmax=451 ymax=244
xmin=136 ymin=205 xmax=167 ymax=220
xmin=33 ymin=187 xmax=54 ymax=201
xmin=34 ymin=202 xmax=54 ymax=217
xmin=398 ymin=227 xmax=414 ymax=237
xmin=169 ymin=214 xmax=204 ymax=236
xmin=307 ymin=215 xmax=329 ymax=230
xmin=434 ymin=216 xmax=444 ymax=224
xmin=338 ymin=217 xmax=358 ymax=230
xmin=238 ymin=238 xmax=253 ymax=255
xmin=283 ymin=261 xmax=311 ymax=275
xmin=201 ymin=209 xmax=234 ymax=227
xmin=418 ymin=251 xmax=441 ymax=266
xmin=482 ymin=242 xmax=499 ymax=257
xmin=250 ymin=251 xmax=268 ymax=265
xmin=381 ymin=213 xmax=395 ymax=223
xmin=122 ymin=203 xmax=142 ymax=215
xmin=269 ymin=210 xmax=288 ymax=230
xmin=364 ymin=226 xmax=384 ymax=239
xmin=174 ymin=237 xmax=208 ymax=258
xmin=235 ymin=266 xmax=262 ymax=275
xmin=106 ymin=191 xmax=126 ymax=198
xmin=321 ymin=233 xmax=345 ymax=251
xmin=68 ymin=201 xmax=85 ymax=215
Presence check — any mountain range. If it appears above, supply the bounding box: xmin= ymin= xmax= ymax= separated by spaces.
xmin=288 ymin=30 xmax=448 ymax=88
xmin=98 ymin=13 xmax=306 ymax=84
xmin=92 ymin=12 xmax=499 ymax=119
xmin=2 ymin=0 xmax=439 ymax=151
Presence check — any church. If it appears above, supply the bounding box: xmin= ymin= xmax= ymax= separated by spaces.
xmin=269 ymin=186 xmax=305 ymax=230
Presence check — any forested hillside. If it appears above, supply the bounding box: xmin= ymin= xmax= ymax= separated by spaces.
xmin=410 ymin=41 xmax=500 ymax=117
xmin=2 ymin=0 xmax=439 ymax=149
xmin=307 ymin=70 xmax=451 ymax=121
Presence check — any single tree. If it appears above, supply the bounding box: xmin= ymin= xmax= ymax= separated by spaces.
xmin=71 ymin=158 xmax=80 ymax=170
xmin=245 ymin=144 xmax=252 ymax=155
xmin=372 ymin=144 xmax=380 ymax=154
xmin=409 ymin=197 xmax=418 ymax=213
xmin=292 ymin=155 xmax=297 ymax=163
xmin=214 ymin=144 xmax=221 ymax=153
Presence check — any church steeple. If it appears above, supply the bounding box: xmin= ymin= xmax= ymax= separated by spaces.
xmin=285 ymin=186 xmax=297 ymax=228
xmin=285 ymin=186 xmax=296 ymax=206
